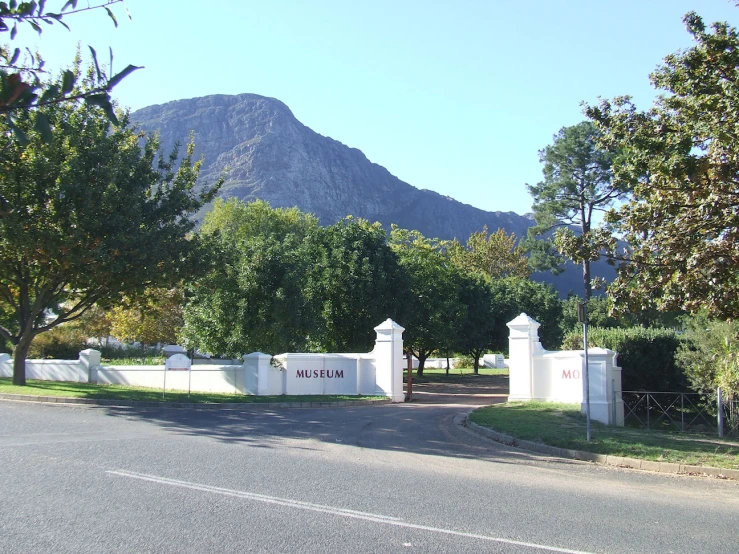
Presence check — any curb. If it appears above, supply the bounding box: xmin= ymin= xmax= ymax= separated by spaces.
xmin=0 ymin=393 xmax=392 ymax=410
xmin=463 ymin=417 xmax=739 ymax=482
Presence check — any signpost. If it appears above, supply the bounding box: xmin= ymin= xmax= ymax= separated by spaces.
xmin=578 ymin=302 xmax=592 ymax=441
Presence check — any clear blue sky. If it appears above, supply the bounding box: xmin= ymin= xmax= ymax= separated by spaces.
xmin=19 ymin=0 xmax=739 ymax=216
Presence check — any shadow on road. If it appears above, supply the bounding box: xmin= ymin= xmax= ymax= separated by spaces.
xmin=96 ymin=374 xmax=571 ymax=466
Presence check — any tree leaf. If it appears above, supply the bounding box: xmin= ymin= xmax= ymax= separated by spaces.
xmin=88 ymin=45 xmax=102 ymax=82
xmin=34 ymin=111 xmax=52 ymax=142
xmin=38 ymin=83 xmax=59 ymax=104
xmin=104 ymin=6 xmax=117 ymax=27
xmin=61 ymin=70 xmax=74 ymax=94
xmin=106 ymin=64 xmax=141 ymax=90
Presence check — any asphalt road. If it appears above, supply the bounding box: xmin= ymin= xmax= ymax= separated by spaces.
xmin=1 ymin=384 xmax=738 ymax=553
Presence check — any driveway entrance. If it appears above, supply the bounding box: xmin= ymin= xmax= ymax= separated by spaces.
xmin=405 ymin=373 xmax=509 ymax=406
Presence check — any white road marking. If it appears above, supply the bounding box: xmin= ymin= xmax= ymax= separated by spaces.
xmin=108 ymin=469 xmax=596 ymax=554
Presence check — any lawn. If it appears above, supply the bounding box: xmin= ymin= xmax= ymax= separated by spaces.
xmin=469 ymin=401 xmax=739 ymax=470
xmin=413 ymin=367 xmax=508 ymax=383
xmin=0 ymin=378 xmax=386 ymax=404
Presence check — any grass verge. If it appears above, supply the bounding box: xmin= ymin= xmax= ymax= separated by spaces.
xmin=469 ymin=401 xmax=739 ymax=470
xmin=0 ymin=378 xmax=386 ymax=404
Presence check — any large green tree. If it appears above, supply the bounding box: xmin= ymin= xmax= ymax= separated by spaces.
xmin=526 ymin=121 xmax=624 ymax=300
xmin=306 ymin=217 xmax=407 ymax=353
xmin=454 ymin=273 xmax=497 ymax=373
xmin=488 ymin=277 xmax=563 ymax=352
xmin=446 ymin=226 xmax=530 ymax=281
xmin=0 ymin=94 xmax=219 ymax=384
xmin=587 ymin=12 xmax=739 ymax=320
xmin=389 ymin=226 xmax=465 ymax=376
xmin=181 ymin=199 xmax=320 ymax=357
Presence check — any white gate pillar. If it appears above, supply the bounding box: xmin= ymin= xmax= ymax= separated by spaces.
xmin=373 ymin=319 xmax=405 ymax=402
xmin=507 ymin=313 xmax=541 ymax=402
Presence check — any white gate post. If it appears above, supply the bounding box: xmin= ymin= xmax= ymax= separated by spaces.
xmin=373 ymin=319 xmax=405 ymax=402
xmin=507 ymin=313 xmax=540 ymax=402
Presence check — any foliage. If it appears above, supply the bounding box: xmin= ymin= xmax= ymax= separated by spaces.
xmin=97 ymin=343 xmax=161 ymax=361
xmin=445 ymin=226 xmax=530 ymax=280
xmin=561 ymin=326 xmax=687 ymax=392
xmin=525 ymin=121 xmax=624 ymax=299
xmin=27 ymin=323 xmax=86 ymax=359
xmin=306 ymin=217 xmax=407 ymax=352
xmin=0 ymin=95 xmax=220 ymax=385
xmin=454 ymin=272 xmax=498 ymax=373
xmin=389 ymin=226 xmax=465 ymax=375
xmin=676 ymin=314 xmax=739 ymax=402
xmin=109 ymin=286 xmax=184 ymax=345
xmin=586 ymin=12 xmax=739 ymax=319
xmin=559 ymin=295 xmax=625 ymax=337
xmin=487 ymin=277 xmax=563 ymax=352
xmin=74 ymin=303 xmax=112 ymax=345
xmin=0 ymin=1 xmax=138 ymax=139
xmin=181 ymin=199 xmax=319 ymax=357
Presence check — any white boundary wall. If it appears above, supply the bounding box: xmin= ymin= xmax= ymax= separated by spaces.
xmin=0 ymin=319 xmax=406 ymax=402
xmin=507 ymin=313 xmax=624 ymax=425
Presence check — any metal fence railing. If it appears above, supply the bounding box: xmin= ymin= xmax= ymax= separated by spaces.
xmin=722 ymin=397 xmax=739 ymax=437
xmin=618 ymin=391 xmax=714 ymax=433
xmin=617 ymin=390 xmax=738 ymax=438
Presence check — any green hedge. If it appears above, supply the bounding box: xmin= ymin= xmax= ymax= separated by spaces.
xmin=561 ymin=327 xmax=688 ymax=392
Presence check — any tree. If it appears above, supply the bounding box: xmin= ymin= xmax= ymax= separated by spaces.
xmin=488 ymin=277 xmax=563 ymax=352
xmin=525 ymin=121 xmax=624 ymax=300
xmin=74 ymin=303 xmax=112 ymax=346
xmin=1 ymin=1 xmax=138 ymax=138
xmin=446 ymin=226 xmax=530 ymax=281
xmin=0 ymin=95 xmax=220 ymax=385
xmin=306 ymin=217 xmax=407 ymax=352
xmin=455 ymin=273 xmax=497 ymax=373
xmin=586 ymin=12 xmax=739 ymax=320
xmin=109 ymin=287 xmax=184 ymax=346
xmin=180 ymin=199 xmax=320 ymax=357
xmin=677 ymin=314 xmax=739 ymax=402
xmin=389 ymin=226 xmax=465 ymax=376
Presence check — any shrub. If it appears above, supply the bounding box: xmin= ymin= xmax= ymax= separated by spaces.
xmin=28 ymin=326 xmax=87 ymax=359
xmin=676 ymin=315 xmax=739 ymax=401
xmin=561 ymin=327 xmax=688 ymax=392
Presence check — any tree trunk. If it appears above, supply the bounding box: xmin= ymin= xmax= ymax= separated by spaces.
xmin=445 ymin=356 xmax=450 ymax=375
xmin=416 ymin=350 xmax=427 ymax=377
xmin=12 ymin=334 xmax=33 ymax=386
xmin=473 ymin=354 xmax=480 ymax=374
xmin=583 ymin=259 xmax=592 ymax=300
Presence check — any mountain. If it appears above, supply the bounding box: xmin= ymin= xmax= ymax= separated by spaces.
xmin=131 ymin=93 xmax=614 ymax=296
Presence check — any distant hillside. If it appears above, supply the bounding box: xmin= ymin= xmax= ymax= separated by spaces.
xmin=131 ymin=93 xmax=615 ymax=296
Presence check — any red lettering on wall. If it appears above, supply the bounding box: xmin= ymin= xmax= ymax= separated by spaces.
xmin=562 ymin=369 xmax=582 ymax=380
xmin=294 ymin=369 xmax=347 ymax=379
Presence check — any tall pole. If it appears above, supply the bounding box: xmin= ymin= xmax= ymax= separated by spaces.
xmin=579 ymin=301 xmax=592 ymax=442
xmin=405 ymin=350 xmax=413 ymax=402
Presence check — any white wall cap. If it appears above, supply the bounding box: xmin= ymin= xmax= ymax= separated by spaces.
xmin=243 ymin=352 xmax=273 ymax=359
xmin=374 ymin=318 xmax=405 ymax=333
xmin=80 ymin=348 xmax=101 ymax=355
xmin=162 ymin=345 xmax=187 ymax=354
xmin=506 ymin=313 xmax=541 ymax=328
